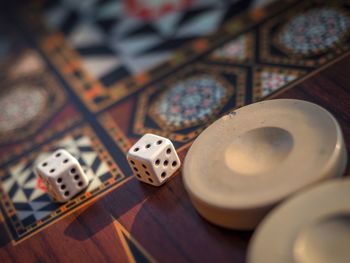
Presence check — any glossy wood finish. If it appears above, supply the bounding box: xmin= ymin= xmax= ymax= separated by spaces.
xmin=1 ymin=53 xmax=350 ymax=262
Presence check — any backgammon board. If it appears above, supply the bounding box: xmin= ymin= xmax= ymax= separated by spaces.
xmin=1 ymin=0 xmax=350 ymax=262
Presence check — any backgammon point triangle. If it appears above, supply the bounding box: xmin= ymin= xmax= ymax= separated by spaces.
xmin=111 ymin=216 xmax=155 ymax=263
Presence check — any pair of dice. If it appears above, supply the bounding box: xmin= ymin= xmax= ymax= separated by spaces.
xmin=35 ymin=134 xmax=180 ymax=202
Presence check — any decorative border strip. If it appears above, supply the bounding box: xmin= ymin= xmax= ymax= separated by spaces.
xmin=98 ymin=113 xmax=133 ymax=154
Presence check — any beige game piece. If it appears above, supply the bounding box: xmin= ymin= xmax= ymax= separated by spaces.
xmin=248 ymin=178 xmax=350 ymax=263
xmin=183 ymin=99 xmax=347 ymax=229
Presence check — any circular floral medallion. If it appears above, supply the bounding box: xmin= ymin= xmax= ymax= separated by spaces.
xmin=0 ymin=85 xmax=47 ymax=133
xmin=152 ymin=75 xmax=232 ymax=128
xmin=277 ymin=8 xmax=350 ymax=56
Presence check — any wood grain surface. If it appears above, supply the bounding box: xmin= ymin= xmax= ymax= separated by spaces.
xmin=1 ymin=54 xmax=350 ymax=262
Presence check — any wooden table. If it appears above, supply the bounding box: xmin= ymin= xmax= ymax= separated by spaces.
xmin=1 ymin=48 xmax=349 ymax=262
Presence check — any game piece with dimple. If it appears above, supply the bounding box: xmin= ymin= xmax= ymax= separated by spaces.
xmin=35 ymin=149 xmax=89 ymax=202
xmin=183 ymin=99 xmax=347 ymax=230
xmin=127 ymin=133 xmax=181 ymax=186
xmin=248 ymin=179 xmax=350 ymax=263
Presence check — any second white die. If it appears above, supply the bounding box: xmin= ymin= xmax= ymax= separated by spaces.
xmin=127 ymin=134 xmax=181 ymax=186
xmin=35 ymin=149 xmax=89 ymax=202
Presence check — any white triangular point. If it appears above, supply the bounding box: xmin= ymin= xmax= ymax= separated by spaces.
xmin=68 ymin=23 xmax=105 ymax=48
xmin=8 ymin=162 xmax=26 ymax=177
xmin=85 ymin=169 xmax=95 ymax=182
xmin=85 ymin=167 xmax=100 ymax=192
xmin=87 ymin=176 xmax=102 ymax=192
xmin=58 ymin=137 xmax=80 ymax=157
xmin=115 ymin=18 xmax=144 ymax=37
xmin=154 ymin=12 xmax=181 ymax=37
xmin=16 ymin=210 xmax=34 ymax=221
xmin=12 ymin=189 xmax=27 ymax=203
xmin=117 ymin=35 xmax=161 ymax=56
xmin=29 ymin=201 xmax=51 ymax=211
xmin=81 ymin=152 xmax=96 ymax=167
xmin=23 ymin=177 xmax=38 ymax=189
xmin=82 ymin=55 xmax=120 ymax=78
xmin=29 ymin=188 xmax=46 ymax=202
xmin=176 ymin=9 xmax=224 ymax=37
xmin=57 ymin=137 xmax=76 ymax=149
xmin=16 ymin=168 xmax=32 ymax=187
xmin=95 ymin=162 xmax=109 ymax=177
xmin=2 ymin=177 xmax=16 ymax=192
xmin=76 ymin=136 xmax=91 ymax=147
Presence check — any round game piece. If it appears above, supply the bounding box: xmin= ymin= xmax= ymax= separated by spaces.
xmin=248 ymin=179 xmax=350 ymax=263
xmin=183 ymin=99 xmax=347 ymax=229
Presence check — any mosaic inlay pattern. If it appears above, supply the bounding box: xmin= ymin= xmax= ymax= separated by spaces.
xmin=152 ymin=75 xmax=232 ymax=128
xmin=277 ymin=8 xmax=350 ymax=55
xmin=260 ymin=70 xmax=298 ymax=96
xmin=0 ymin=126 xmax=124 ymax=241
xmin=0 ymin=86 xmax=47 ymax=133
xmin=212 ymin=34 xmax=251 ymax=62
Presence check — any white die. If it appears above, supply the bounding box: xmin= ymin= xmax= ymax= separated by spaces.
xmin=35 ymin=149 xmax=89 ymax=202
xmin=127 ymin=134 xmax=181 ymax=186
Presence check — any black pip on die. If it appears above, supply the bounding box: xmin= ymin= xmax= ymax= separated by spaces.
xmin=35 ymin=149 xmax=89 ymax=202
xmin=127 ymin=134 xmax=181 ymax=186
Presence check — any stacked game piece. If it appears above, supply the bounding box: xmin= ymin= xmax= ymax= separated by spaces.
xmin=248 ymin=178 xmax=350 ymax=263
xmin=35 ymin=149 xmax=89 ymax=202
